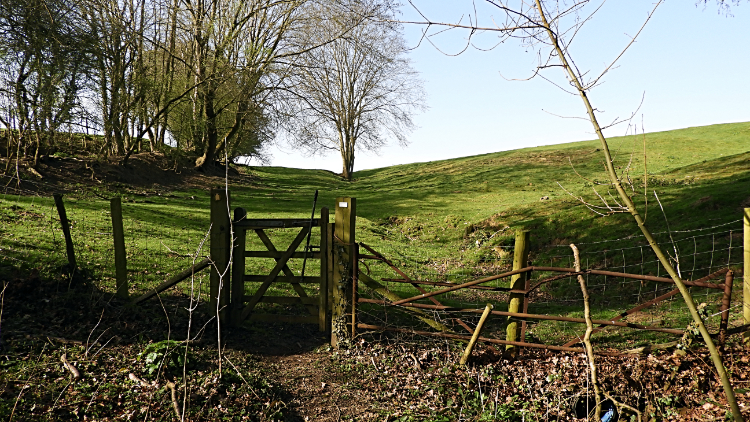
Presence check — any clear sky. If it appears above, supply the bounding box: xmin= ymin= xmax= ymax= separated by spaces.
xmin=263 ymin=1 xmax=749 ymax=173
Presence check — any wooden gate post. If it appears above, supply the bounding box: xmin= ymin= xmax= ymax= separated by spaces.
xmin=332 ymin=197 xmax=355 ymax=348
xmin=506 ymin=230 xmax=530 ymax=356
xmin=110 ymin=197 xmax=128 ymax=298
xmin=210 ymin=189 xmax=231 ymax=324
xmin=744 ymin=208 xmax=750 ymax=346
xmin=231 ymin=207 xmax=247 ymax=325
xmin=319 ymin=207 xmax=330 ymax=332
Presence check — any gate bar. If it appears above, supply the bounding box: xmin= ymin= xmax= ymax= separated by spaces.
xmin=357 ymin=323 xmax=587 ymax=354
xmin=358 ymin=298 xmax=684 ymax=335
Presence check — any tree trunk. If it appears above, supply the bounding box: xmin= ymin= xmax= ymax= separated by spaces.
xmin=196 ymin=83 xmax=218 ymax=169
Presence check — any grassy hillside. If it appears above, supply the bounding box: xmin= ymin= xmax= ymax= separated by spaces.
xmin=2 ymin=122 xmax=749 ymax=421
xmin=243 ymin=121 xmax=749 ymax=230
xmin=239 ymin=122 xmax=749 ymax=273
xmin=1 ymin=122 xmax=749 ymax=344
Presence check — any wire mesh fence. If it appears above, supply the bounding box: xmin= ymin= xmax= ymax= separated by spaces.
xmin=0 ymin=174 xmax=213 ymax=302
xmin=2 ymin=174 xmax=746 ymax=351
xmin=354 ymin=220 xmax=744 ymax=352
xmin=0 ymin=176 xmax=330 ymax=321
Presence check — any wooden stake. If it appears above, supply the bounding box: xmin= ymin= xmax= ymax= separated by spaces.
xmin=210 ymin=189 xmax=231 ymax=323
xmin=506 ymin=230 xmax=530 ymax=355
xmin=53 ymin=194 xmax=76 ymax=271
xmin=332 ymin=197 xmax=355 ymax=348
xmin=720 ymin=271 xmax=734 ymax=349
xmin=110 ymin=197 xmax=128 ymax=298
xmin=460 ymin=303 xmax=493 ymax=365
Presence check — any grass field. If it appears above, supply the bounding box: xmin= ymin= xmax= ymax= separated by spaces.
xmin=2 ymin=121 xmax=750 ymax=421
xmin=1 ymin=121 xmax=749 ymax=347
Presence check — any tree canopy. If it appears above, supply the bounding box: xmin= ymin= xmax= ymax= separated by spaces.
xmin=0 ymin=0 xmax=409 ymax=172
xmin=283 ymin=0 xmax=426 ymax=180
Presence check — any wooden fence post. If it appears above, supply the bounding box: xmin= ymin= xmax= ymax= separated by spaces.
xmin=332 ymin=197 xmax=355 ymax=348
xmin=210 ymin=189 xmax=231 ymax=324
xmin=326 ymin=215 xmax=335 ymax=335
xmin=506 ymin=230 xmax=530 ymax=356
xmin=110 ymin=197 xmax=128 ymax=298
xmin=231 ymin=207 xmax=247 ymax=325
xmin=53 ymin=194 xmax=76 ymax=272
xmin=319 ymin=207 xmax=330 ymax=332
xmin=744 ymin=208 xmax=750 ymax=346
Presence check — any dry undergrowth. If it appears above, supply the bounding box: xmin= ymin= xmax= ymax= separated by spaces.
xmin=3 ymin=272 xmax=750 ymax=421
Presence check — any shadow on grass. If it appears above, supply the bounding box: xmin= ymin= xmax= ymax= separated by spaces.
xmin=0 ymin=262 xmax=326 ymax=421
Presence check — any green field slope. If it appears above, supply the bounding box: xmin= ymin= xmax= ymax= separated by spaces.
xmin=243 ymin=121 xmax=750 ymax=254
xmin=1 ymin=122 xmax=748 ymax=347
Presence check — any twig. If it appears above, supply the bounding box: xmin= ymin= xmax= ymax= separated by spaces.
xmin=605 ymin=391 xmax=643 ymax=422
xmin=85 ymin=308 xmax=107 ymax=359
xmin=654 ymin=191 xmax=681 ymax=277
xmin=160 ymin=241 xmax=195 ymax=257
xmin=181 ymin=227 xmax=211 ymax=420
xmin=128 ymin=372 xmax=150 ymax=388
xmin=61 ymin=353 xmax=80 ymax=379
xmin=570 ymin=243 xmax=602 ymax=421
xmin=166 ymin=381 xmax=182 ymax=420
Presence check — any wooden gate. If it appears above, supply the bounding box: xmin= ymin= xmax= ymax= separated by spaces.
xmin=229 ymin=207 xmax=332 ymax=330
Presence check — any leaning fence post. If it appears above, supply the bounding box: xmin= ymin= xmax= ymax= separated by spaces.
xmin=506 ymin=229 xmax=530 ymax=356
xmin=460 ymin=303 xmax=494 ymax=365
xmin=110 ymin=197 xmax=128 ymax=298
xmin=332 ymin=197 xmax=355 ymax=348
xmin=744 ymin=208 xmax=750 ymax=346
xmin=53 ymin=194 xmax=77 ymax=272
xmin=720 ymin=270 xmax=734 ymax=349
xmin=210 ymin=189 xmax=231 ymax=324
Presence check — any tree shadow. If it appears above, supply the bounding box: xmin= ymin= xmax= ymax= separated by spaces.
xmin=0 ymin=265 xmax=321 ymax=421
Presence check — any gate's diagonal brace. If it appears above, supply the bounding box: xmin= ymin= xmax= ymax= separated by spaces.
xmin=241 ymin=227 xmax=309 ymax=321
xmin=562 ymin=288 xmax=681 ymax=347
xmin=358 ymin=271 xmax=456 ymax=334
xmin=255 ymin=229 xmax=317 ymax=316
xmin=561 ymin=267 xmax=731 ymax=347
xmin=359 ymin=242 xmax=475 ymax=335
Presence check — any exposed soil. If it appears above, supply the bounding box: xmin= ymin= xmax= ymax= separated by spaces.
xmin=1 ymin=152 xmax=250 ymax=195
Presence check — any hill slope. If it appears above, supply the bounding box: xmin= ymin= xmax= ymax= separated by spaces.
xmin=243 ymin=121 xmax=749 ymax=248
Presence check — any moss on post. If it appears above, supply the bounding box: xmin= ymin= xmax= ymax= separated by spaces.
xmin=332 ymin=198 xmax=355 ymax=348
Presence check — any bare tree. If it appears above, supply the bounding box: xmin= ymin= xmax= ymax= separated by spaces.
xmin=83 ymin=0 xmax=154 ymax=156
xmin=404 ymin=1 xmax=742 ymax=419
xmin=0 ymin=0 xmax=94 ymax=167
xmin=162 ymin=0 xmax=372 ymax=170
xmin=284 ymin=0 xmax=426 ymax=180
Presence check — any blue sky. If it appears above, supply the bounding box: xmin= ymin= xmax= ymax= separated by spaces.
xmin=265 ymin=1 xmax=748 ymax=172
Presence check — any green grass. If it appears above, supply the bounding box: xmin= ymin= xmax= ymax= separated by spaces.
xmin=2 ymin=121 xmax=748 ymax=348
